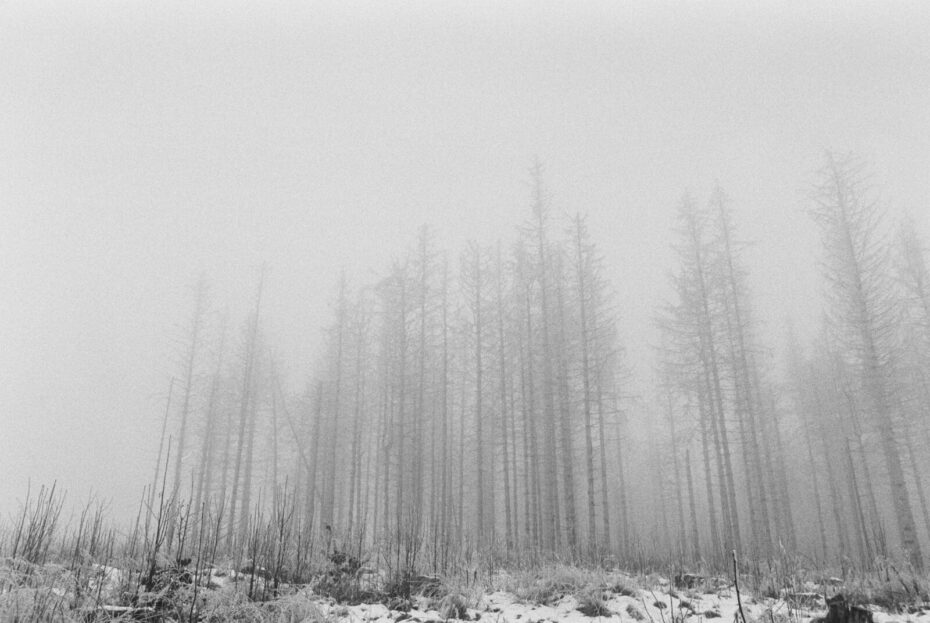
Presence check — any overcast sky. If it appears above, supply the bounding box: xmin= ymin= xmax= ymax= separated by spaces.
xmin=2 ymin=1 xmax=929 ymax=519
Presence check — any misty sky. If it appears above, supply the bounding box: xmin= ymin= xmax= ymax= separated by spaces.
xmin=2 ymin=1 xmax=929 ymax=519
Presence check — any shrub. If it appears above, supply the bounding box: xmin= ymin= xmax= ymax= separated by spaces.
xmin=312 ymin=549 xmax=371 ymax=604
xmin=576 ymin=587 xmax=613 ymax=617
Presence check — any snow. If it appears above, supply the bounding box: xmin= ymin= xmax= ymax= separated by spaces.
xmin=22 ymin=564 xmax=930 ymax=623
xmin=297 ymin=574 xmax=930 ymax=623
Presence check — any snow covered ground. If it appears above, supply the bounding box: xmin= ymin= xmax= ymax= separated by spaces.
xmin=7 ymin=559 xmax=930 ymax=623
xmin=290 ymin=572 xmax=930 ymax=623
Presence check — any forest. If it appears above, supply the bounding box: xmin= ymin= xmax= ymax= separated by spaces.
xmin=6 ymin=4 xmax=930 ymax=621
xmin=145 ymin=152 xmax=930 ymax=576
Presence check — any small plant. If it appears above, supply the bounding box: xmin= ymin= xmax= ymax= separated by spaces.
xmin=507 ymin=564 xmax=594 ymax=605
xmin=137 ymin=556 xmax=197 ymax=616
xmin=577 ymin=587 xmax=613 ymax=617
xmin=607 ymin=575 xmax=639 ymax=597
xmin=263 ymin=591 xmax=328 ymax=623
xmin=9 ymin=483 xmax=65 ymax=565
xmin=627 ymin=603 xmax=646 ymax=621
xmin=313 ymin=548 xmax=372 ymax=604
xmin=382 ymin=568 xmax=443 ymax=604
xmin=674 ymin=573 xmax=705 ymax=590
xmin=437 ymin=591 xmax=469 ymax=620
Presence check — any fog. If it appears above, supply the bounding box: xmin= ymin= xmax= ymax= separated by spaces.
xmin=2 ymin=0 xmax=929 ymax=547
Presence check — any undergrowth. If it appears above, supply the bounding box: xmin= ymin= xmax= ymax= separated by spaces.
xmin=3 ymin=482 xmax=930 ymax=621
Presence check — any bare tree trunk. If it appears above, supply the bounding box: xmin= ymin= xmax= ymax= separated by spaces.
xmin=804 ymin=416 xmax=830 ymax=564
xmin=706 ymin=348 xmax=741 ymax=553
xmin=227 ymin=269 xmax=265 ymax=544
xmin=554 ymin=256 xmax=578 ymax=553
xmin=496 ymin=243 xmax=514 ymax=549
xmin=655 ymin=440 xmax=671 ymax=556
xmin=508 ymin=344 xmax=521 ymax=549
xmin=217 ymin=383 xmax=234 ymax=537
xmin=373 ymin=373 xmax=388 ymax=540
xmin=194 ymin=313 xmax=227 ymax=519
xmin=595 ymin=372 xmax=612 ymax=552
xmin=904 ymin=428 xmax=930 ymax=549
xmin=697 ymin=383 xmax=722 ymax=558
xmin=322 ymin=274 xmax=348 ymax=531
xmin=574 ymin=215 xmax=598 ymax=554
xmin=814 ymin=391 xmax=851 ymax=561
xmin=614 ymin=410 xmax=630 ymax=555
xmin=840 ymin=427 xmax=872 ymax=565
xmin=397 ymin=273 xmax=409 ymax=544
xmin=457 ymin=357 xmax=466 ymax=545
xmin=521 ymin=282 xmax=541 ymax=547
xmin=760 ymin=384 xmax=797 ymax=551
xmin=347 ymin=300 xmax=367 ymax=537
xmin=270 ymin=366 xmax=280 ymax=501
xmin=844 ymin=385 xmax=885 ymax=554
xmin=470 ymin=244 xmax=487 ymax=545
xmin=173 ymin=279 xmax=206 ymax=505
xmin=439 ymin=258 xmax=450 ymax=556
xmin=685 ymin=448 xmax=701 ymax=562
xmin=531 ymin=166 xmax=561 ymax=550
xmin=152 ymin=378 xmax=176 ymax=517
xmin=305 ymin=382 xmax=323 ymax=537
xmin=667 ymin=394 xmax=687 ymax=558
xmin=237 ymin=354 xmax=261 ymax=541
xmin=416 ymin=230 xmax=430 ymax=539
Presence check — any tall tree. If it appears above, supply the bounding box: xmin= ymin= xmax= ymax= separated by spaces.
xmin=172 ymin=278 xmax=207 ymax=504
xmin=784 ymin=328 xmax=830 ymax=562
xmin=553 ymin=250 xmax=579 ymax=552
xmin=661 ymin=193 xmax=741 ymax=559
xmin=227 ymin=268 xmax=266 ymax=544
xmin=573 ymin=213 xmax=599 ymax=553
xmin=527 ymin=163 xmax=561 ymax=550
xmin=572 ymin=212 xmax=625 ymax=553
xmin=320 ymin=273 xmax=348 ymax=531
xmin=894 ymin=219 xmax=930 ymax=539
xmin=808 ymin=152 xmax=922 ymax=567
xmin=495 ymin=242 xmax=515 ymax=549
xmin=193 ymin=308 xmax=228 ymax=518
xmin=462 ymin=240 xmax=490 ymax=545
xmin=711 ymin=188 xmax=774 ymax=555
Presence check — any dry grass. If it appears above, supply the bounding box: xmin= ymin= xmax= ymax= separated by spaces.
xmin=4 ymin=482 xmax=930 ymax=621
xmin=502 ymin=564 xmax=597 ymax=604
xmin=575 ymin=585 xmax=614 ymax=616
xmin=498 ymin=562 xmax=640 ymax=609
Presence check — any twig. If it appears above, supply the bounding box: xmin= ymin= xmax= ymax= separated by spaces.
xmin=733 ymin=550 xmax=747 ymax=623
xmin=641 ymin=595 xmax=657 ymax=623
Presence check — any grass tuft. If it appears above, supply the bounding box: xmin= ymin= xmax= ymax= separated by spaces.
xmin=576 ymin=586 xmax=614 ymax=617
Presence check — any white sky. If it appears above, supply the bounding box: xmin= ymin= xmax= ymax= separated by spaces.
xmin=1 ymin=0 xmax=929 ymax=519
